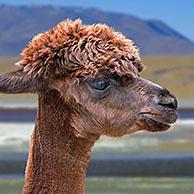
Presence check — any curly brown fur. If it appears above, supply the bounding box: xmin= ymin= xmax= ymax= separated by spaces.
xmin=16 ymin=19 xmax=144 ymax=79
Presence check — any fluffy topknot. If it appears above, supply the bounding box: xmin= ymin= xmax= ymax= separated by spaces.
xmin=16 ymin=19 xmax=144 ymax=79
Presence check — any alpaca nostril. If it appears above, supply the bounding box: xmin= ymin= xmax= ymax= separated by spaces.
xmin=158 ymin=96 xmax=177 ymax=110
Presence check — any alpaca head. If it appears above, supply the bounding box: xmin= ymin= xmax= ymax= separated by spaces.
xmin=0 ymin=19 xmax=177 ymax=138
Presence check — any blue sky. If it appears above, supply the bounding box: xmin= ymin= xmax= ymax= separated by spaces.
xmin=0 ymin=0 xmax=193 ymax=41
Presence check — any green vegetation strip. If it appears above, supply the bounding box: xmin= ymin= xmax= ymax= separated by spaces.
xmin=0 ymin=178 xmax=194 ymax=194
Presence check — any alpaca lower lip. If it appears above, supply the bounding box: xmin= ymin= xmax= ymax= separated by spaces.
xmin=139 ymin=113 xmax=174 ymax=132
xmin=139 ymin=111 xmax=177 ymax=124
xmin=145 ymin=117 xmax=171 ymax=132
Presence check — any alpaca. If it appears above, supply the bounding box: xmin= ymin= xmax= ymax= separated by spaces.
xmin=0 ymin=19 xmax=177 ymax=194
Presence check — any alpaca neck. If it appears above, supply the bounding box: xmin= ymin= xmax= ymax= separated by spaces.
xmin=23 ymin=91 xmax=98 ymax=194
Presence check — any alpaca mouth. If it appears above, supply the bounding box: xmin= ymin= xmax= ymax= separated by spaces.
xmin=139 ymin=111 xmax=177 ymax=132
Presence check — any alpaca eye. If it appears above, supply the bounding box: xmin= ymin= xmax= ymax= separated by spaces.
xmin=90 ymin=78 xmax=110 ymax=91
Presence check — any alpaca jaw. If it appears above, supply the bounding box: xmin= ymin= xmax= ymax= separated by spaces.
xmin=123 ymin=108 xmax=177 ymax=135
xmin=138 ymin=110 xmax=177 ymax=132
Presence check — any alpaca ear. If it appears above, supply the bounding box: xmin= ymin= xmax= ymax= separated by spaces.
xmin=0 ymin=69 xmax=41 ymax=94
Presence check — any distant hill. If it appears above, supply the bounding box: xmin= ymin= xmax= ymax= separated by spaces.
xmin=0 ymin=4 xmax=194 ymax=56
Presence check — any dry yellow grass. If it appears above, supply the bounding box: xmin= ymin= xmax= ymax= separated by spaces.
xmin=0 ymin=57 xmax=19 ymax=73
xmin=142 ymin=55 xmax=194 ymax=99
xmin=0 ymin=57 xmax=36 ymax=101
xmin=0 ymin=55 xmax=194 ymax=103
